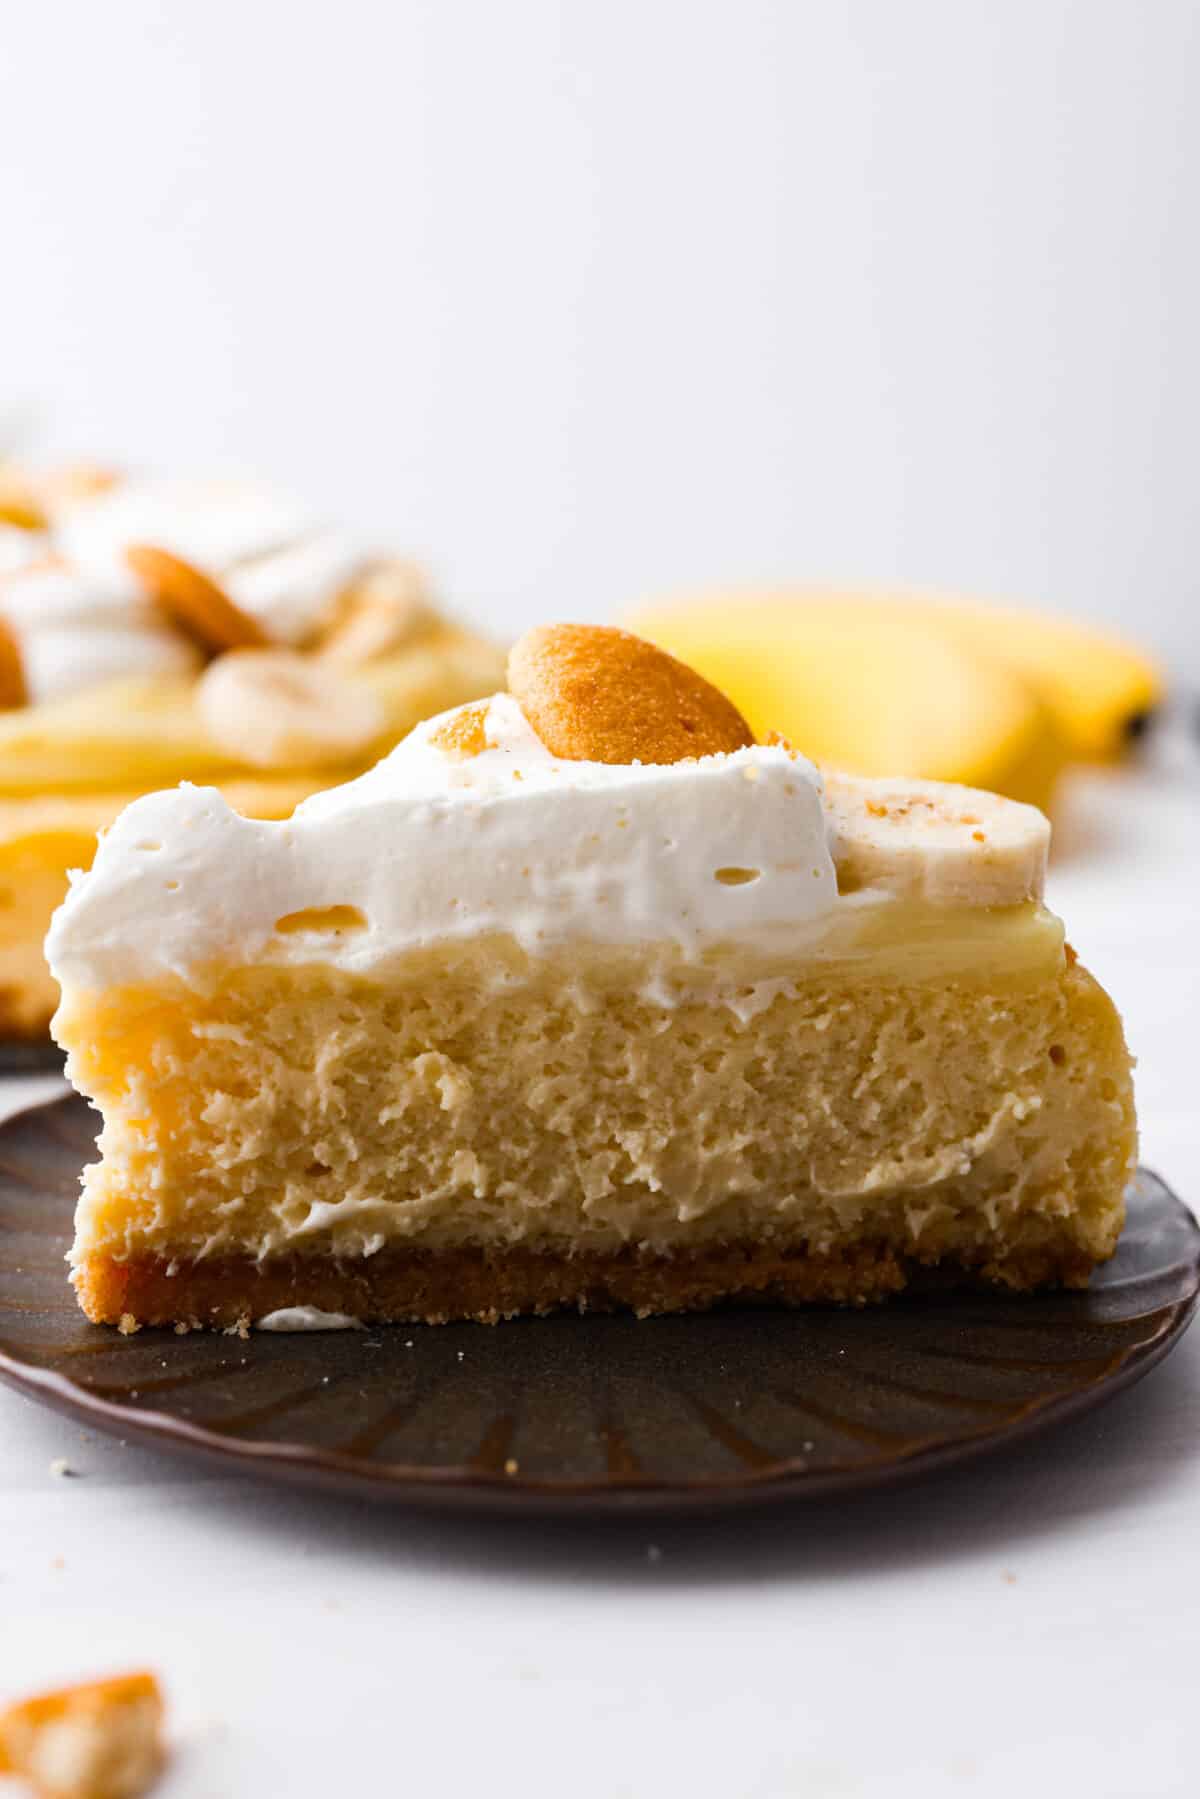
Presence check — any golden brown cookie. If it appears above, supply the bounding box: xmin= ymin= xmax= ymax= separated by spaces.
xmin=0 ymin=1669 xmax=165 ymax=1798
xmin=125 ymin=544 xmax=269 ymax=653
xmin=507 ymin=623 xmax=755 ymax=765
xmin=0 ymin=475 xmax=47 ymax=532
xmin=429 ymin=701 xmax=490 ymax=758
xmin=0 ymin=617 xmax=26 ymax=708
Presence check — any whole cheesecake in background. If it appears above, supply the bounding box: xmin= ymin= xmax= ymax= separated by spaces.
xmin=48 ymin=623 xmax=1136 ymax=1332
xmin=0 ymin=462 xmax=504 ymax=1038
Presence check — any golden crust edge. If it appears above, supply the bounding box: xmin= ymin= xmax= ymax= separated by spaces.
xmin=75 ymin=1235 xmax=1114 ymax=1331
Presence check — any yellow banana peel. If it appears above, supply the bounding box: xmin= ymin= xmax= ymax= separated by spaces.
xmin=627 ymin=592 xmax=1162 ymax=812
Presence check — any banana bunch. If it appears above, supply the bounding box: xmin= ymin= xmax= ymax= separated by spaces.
xmin=627 ymin=591 xmax=1162 ymax=813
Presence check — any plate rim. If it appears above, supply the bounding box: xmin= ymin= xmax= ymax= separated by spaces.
xmin=1 ymin=1094 xmax=1197 ymax=1517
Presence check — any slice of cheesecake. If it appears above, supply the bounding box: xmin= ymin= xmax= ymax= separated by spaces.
xmin=48 ymin=625 xmax=1136 ymax=1329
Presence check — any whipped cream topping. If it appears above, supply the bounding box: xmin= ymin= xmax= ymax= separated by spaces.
xmin=256 ymin=1307 xmax=364 ymax=1331
xmin=59 ymin=478 xmax=318 ymax=581
xmin=224 ymin=529 xmax=372 ymax=645
xmin=58 ymin=478 xmax=372 ymax=645
xmin=0 ymin=562 xmax=202 ymax=703
xmin=46 ymin=692 xmax=840 ymax=989
xmin=0 ymin=524 xmax=46 ymax=576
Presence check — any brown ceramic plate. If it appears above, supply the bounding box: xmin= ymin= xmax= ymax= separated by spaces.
xmin=0 ymin=1040 xmax=64 ymax=1072
xmin=1 ymin=1094 xmax=1197 ymax=1517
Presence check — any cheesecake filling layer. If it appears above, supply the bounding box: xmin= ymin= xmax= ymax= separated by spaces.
xmin=60 ymin=951 xmax=1133 ymax=1312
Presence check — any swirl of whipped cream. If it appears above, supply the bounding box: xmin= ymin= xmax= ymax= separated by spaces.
xmin=46 ymin=692 xmax=839 ymax=988
xmin=59 ymin=478 xmax=373 ymax=646
xmin=0 ymin=562 xmax=201 ymax=704
xmin=0 ymin=523 xmax=48 ymax=577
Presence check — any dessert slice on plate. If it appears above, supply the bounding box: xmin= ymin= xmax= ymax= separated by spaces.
xmin=48 ymin=624 xmax=1136 ymax=1330
xmin=0 ymin=466 xmax=503 ymax=1038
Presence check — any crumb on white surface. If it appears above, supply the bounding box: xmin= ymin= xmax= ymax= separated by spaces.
xmin=49 ymin=1459 xmax=80 ymax=1479
xmin=0 ymin=1670 xmax=164 ymax=1799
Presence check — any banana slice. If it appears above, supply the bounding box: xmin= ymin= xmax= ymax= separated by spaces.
xmin=126 ymin=543 xmax=269 ymax=652
xmin=753 ymin=718 xmax=1047 ymax=903
xmin=823 ymin=769 xmax=1050 ymax=908
xmin=197 ymin=649 xmax=384 ymax=770
xmin=317 ymin=558 xmax=435 ymax=666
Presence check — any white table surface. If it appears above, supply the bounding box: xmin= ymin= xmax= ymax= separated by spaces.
xmin=2 ymin=759 xmax=1197 ymax=1799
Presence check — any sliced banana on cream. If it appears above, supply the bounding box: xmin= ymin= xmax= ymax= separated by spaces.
xmin=317 ymin=558 xmax=435 ymax=666
xmin=823 ymin=770 xmax=1050 ymax=908
xmin=197 ymin=649 xmax=384 ymax=770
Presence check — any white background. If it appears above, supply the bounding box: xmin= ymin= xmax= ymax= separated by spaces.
xmin=2 ymin=7 xmax=1200 ymax=1795
xmin=2 ymin=1 xmax=1198 ymax=663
